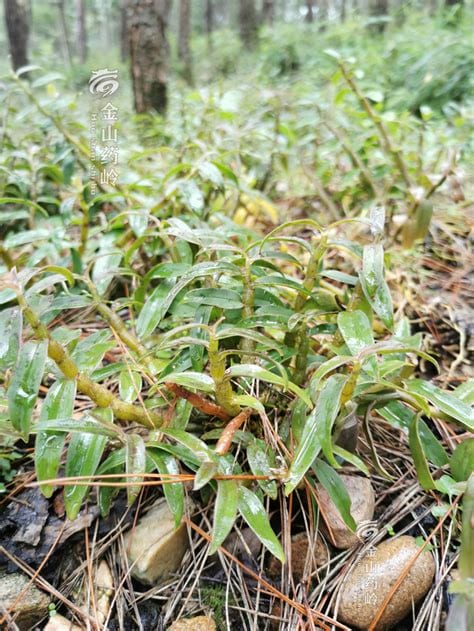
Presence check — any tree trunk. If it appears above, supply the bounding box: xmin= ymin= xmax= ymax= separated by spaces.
xmin=127 ymin=0 xmax=171 ymax=115
xmin=262 ymin=0 xmax=275 ymax=24
xmin=305 ymin=0 xmax=314 ymax=23
xmin=205 ymin=0 xmax=213 ymax=50
xmin=341 ymin=0 xmax=347 ymax=21
xmin=76 ymin=0 xmax=87 ymax=63
xmin=57 ymin=0 xmax=73 ymax=68
xmin=178 ymin=0 xmax=193 ymax=84
xmin=4 ymin=0 xmax=30 ymax=71
xmin=370 ymin=0 xmax=389 ymax=32
xmin=120 ymin=3 xmax=128 ymax=61
xmin=238 ymin=0 xmax=258 ymax=48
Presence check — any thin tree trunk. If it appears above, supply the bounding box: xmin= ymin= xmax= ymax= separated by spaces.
xmin=4 ymin=0 xmax=30 ymax=71
xmin=205 ymin=0 xmax=213 ymax=50
xmin=341 ymin=0 xmax=347 ymax=21
xmin=262 ymin=0 xmax=275 ymax=23
xmin=57 ymin=0 xmax=73 ymax=68
xmin=120 ymin=2 xmax=128 ymax=61
xmin=127 ymin=0 xmax=171 ymax=114
xmin=76 ymin=0 xmax=87 ymax=63
xmin=239 ymin=0 xmax=258 ymax=48
xmin=178 ymin=0 xmax=193 ymax=84
xmin=370 ymin=0 xmax=389 ymax=32
xmin=305 ymin=0 xmax=314 ymax=23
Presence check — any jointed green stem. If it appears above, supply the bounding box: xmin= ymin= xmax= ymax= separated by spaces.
xmin=17 ymin=293 xmax=162 ymax=429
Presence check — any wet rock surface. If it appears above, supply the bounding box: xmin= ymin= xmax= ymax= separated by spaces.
xmin=43 ymin=613 xmax=82 ymax=631
xmin=317 ymin=475 xmax=375 ymax=549
xmin=338 ymin=535 xmax=435 ymax=629
xmin=267 ymin=532 xmax=329 ymax=581
xmin=124 ymin=499 xmax=190 ymax=585
xmin=169 ymin=615 xmax=216 ymax=630
xmin=0 ymin=570 xmax=50 ymax=630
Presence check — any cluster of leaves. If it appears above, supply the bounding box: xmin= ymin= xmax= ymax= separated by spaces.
xmin=0 ymin=39 xmax=472 ymax=559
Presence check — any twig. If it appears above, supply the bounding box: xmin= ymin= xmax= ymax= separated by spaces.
xmin=165 ymin=382 xmax=230 ymax=421
xmin=214 ymin=409 xmax=252 ymax=455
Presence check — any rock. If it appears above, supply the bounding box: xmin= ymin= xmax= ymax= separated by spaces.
xmin=95 ymin=560 xmax=114 ymax=624
xmin=169 ymin=615 xmax=216 ymax=631
xmin=338 ymin=535 xmax=435 ymax=629
xmin=317 ymin=475 xmax=375 ymax=549
xmin=223 ymin=527 xmax=262 ymax=558
xmin=124 ymin=499 xmax=190 ymax=585
xmin=43 ymin=613 xmax=83 ymax=631
xmin=0 ymin=570 xmax=49 ymax=629
xmin=267 ymin=532 xmax=329 ymax=580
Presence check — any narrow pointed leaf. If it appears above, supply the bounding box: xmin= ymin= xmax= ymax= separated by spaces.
xmin=285 ymin=374 xmax=348 ymax=493
xmin=64 ymin=432 xmax=107 ymax=520
xmin=337 ymin=310 xmax=377 ymax=376
xmin=119 ymin=369 xmax=142 ymax=403
xmin=0 ymin=308 xmax=22 ymax=371
xmin=35 ymin=379 xmax=76 ymax=497
xmin=314 ymin=458 xmax=357 ymax=531
xmin=409 ymin=415 xmax=435 ymax=490
xmin=8 ymin=340 xmax=48 ymax=440
xmin=210 ymin=479 xmax=239 ymax=554
xmin=147 ymin=449 xmax=184 ymax=527
xmin=407 ymin=380 xmax=474 ymax=431
xmin=194 ymin=460 xmax=217 ymax=490
xmin=238 ymin=486 xmax=284 ymax=562
xmin=125 ymin=434 xmax=146 ymax=505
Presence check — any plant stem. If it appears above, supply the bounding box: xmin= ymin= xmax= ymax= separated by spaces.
xmin=338 ymin=61 xmax=412 ymax=189
xmin=240 ymin=260 xmax=255 ymax=354
xmin=16 ymin=293 xmax=162 ymax=429
xmin=208 ymin=335 xmax=240 ymax=416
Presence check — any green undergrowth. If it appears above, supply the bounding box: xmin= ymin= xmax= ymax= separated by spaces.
xmin=0 ymin=11 xmax=472 ymax=562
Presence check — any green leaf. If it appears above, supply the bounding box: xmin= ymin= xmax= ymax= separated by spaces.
xmin=160 ymin=371 xmax=215 ymax=393
xmin=137 ymin=262 xmax=236 ymax=337
xmin=247 ymin=441 xmax=278 ymax=499
xmin=161 ymin=428 xmax=217 ymax=463
xmin=8 ymin=340 xmax=48 ymax=440
xmin=71 ymin=330 xmax=115 ymax=373
xmin=177 ymin=180 xmax=204 ymax=213
xmin=0 ymin=308 xmax=22 ymax=371
xmin=185 ymin=288 xmax=243 ymax=309
xmin=119 ymin=369 xmax=142 ymax=403
xmin=64 ymin=432 xmax=108 ymax=520
xmin=238 ymin=486 xmax=284 ymax=563
xmin=125 ymin=434 xmax=146 ymax=505
xmin=450 ymin=438 xmax=474 ymax=482
xmin=337 ymin=310 xmax=377 ymax=376
xmin=407 ymin=380 xmax=474 ymax=431
xmin=147 ymin=449 xmax=184 ymax=527
xmin=372 ymin=279 xmax=394 ymax=330
xmin=409 ymin=415 xmax=435 ymax=490
xmin=362 ymin=244 xmax=384 ymax=297
xmin=35 ymin=379 xmax=76 ymax=497
xmin=92 ymin=249 xmax=122 ymax=295
xmin=285 ymin=374 xmax=348 ymax=493
xmin=194 ymin=460 xmax=217 ymax=490
xmin=210 ymin=479 xmax=239 ymax=554
xmin=226 ymin=364 xmax=311 ymax=406
xmin=136 ymin=279 xmax=175 ymax=338
xmin=333 ymin=445 xmax=370 ymax=476
xmin=314 ymin=459 xmax=357 ymax=531
xmin=36 ymin=416 xmax=118 ymax=436
xmin=377 ymin=400 xmax=449 ymax=467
